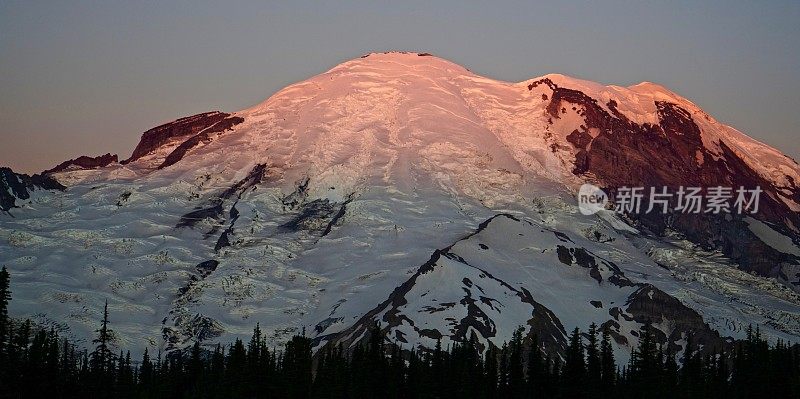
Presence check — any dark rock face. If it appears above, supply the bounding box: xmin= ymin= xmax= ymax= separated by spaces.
xmin=623 ymin=285 xmax=728 ymax=356
xmin=220 ymin=164 xmax=268 ymax=201
xmin=195 ymin=260 xmax=220 ymax=278
xmin=116 ymin=191 xmax=132 ymax=207
xmin=43 ymin=153 xmax=118 ymax=174
xmin=566 ymin=129 xmax=592 ymax=151
xmin=275 ymin=176 xmax=352 ymax=237
xmin=214 ymin=231 xmax=231 ymax=252
xmin=281 ymin=177 xmax=311 ymax=209
xmin=279 ymin=197 xmax=351 ymax=237
xmin=176 ymin=200 xmax=224 ymax=229
xmin=533 ymin=80 xmax=800 ymax=285
xmin=556 ymin=244 xmax=633 ymax=287
xmin=278 ymin=199 xmax=332 ymax=232
xmin=0 ymin=167 xmax=65 ymax=212
xmin=162 ymin=314 xmax=224 ymax=349
xmin=173 ymin=162 xmax=270 ymax=280
xmin=124 ymin=111 xmax=231 ymax=163
xmin=321 ymin=197 xmax=351 ymax=237
xmin=176 ymin=163 xmax=268 ymax=233
xmin=159 ymin=115 xmax=244 ymax=169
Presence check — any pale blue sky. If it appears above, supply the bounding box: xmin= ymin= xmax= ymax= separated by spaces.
xmin=1 ymin=0 xmax=798 ymax=173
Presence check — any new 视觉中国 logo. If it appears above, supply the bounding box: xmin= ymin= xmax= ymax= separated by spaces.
xmin=578 ymin=184 xmax=609 ymax=215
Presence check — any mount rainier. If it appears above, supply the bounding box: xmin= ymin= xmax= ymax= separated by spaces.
xmin=2 ymin=52 xmax=800 ymax=363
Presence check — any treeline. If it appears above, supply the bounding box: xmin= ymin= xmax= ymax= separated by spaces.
xmin=1 ymin=266 xmax=800 ymax=398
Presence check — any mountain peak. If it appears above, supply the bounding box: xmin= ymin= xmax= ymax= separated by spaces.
xmin=325 ymin=51 xmax=473 ymax=77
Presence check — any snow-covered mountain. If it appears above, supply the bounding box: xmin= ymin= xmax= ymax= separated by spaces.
xmin=2 ymin=52 xmax=799 ymax=362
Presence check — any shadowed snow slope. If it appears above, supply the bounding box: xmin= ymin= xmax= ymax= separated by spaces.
xmin=1 ymin=52 xmax=799 ymax=359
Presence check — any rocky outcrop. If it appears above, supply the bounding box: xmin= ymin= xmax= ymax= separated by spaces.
xmin=623 ymin=285 xmax=729 ymax=356
xmin=176 ymin=199 xmax=224 ymax=230
xmin=43 ymin=153 xmax=118 ymax=174
xmin=534 ymin=81 xmax=800 ymax=286
xmin=124 ymin=111 xmax=231 ymax=163
xmin=550 ymin=227 xmax=727 ymax=357
xmin=176 ymin=164 xmax=268 ymax=234
xmin=158 ymin=115 xmax=244 ymax=169
xmin=0 ymin=167 xmax=65 ymax=212
xmin=555 ymin=245 xmax=634 ymax=287
xmin=278 ymin=197 xmax=351 ymax=237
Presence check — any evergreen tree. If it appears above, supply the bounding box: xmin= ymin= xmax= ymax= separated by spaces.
xmin=0 ymin=266 xmax=11 ymax=393
xmin=363 ymin=325 xmax=388 ymax=397
xmin=139 ymin=347 xmax=153 ymax=393
xmin=550 ymin=355 xmax=562 ymax=396
xmin=186 ymin=341 xmax=203 ymax=397
xmin=563 ymin=327 xmax=586 ymax=398
xmin=599 ymin=327 xmax=616 ymax=396
xmin=208 ymin=344 xmax=225 ymax=397
xmin=498 ymin=342 xmax=509 ymax=396
xmin=526 ymin=334 xmax=545 ymax=397
xmin=282 ymin=331 xmax=312 ymax=399
xmin=663 ymin=347 xmax=679 ymax=396
xmin=483 ymin=345 xmax=499 ymax=399
xmin=115 ymin=350 xmax=133 ymax=397
xmin=432 ymin=336 xmax=445 ymax=398
xmin=313 ymin=344 xmax=348 ymax=399
xmin=225 ymin=338 xmax=247 ymax=397
xmin=507 ymin=327 xmax=525 ymax=397
xmin=0 ymin=266 xmax=10 ymax=361
xmin=680 ymin=334 xmax=701 ymax=398
xmin=406 ymin=348 xmax=423 ymax=399
xmin=629 ymin=325 xmax=660 ymax=397
xmin=387 ymin=341 xmax=405 ymax=398
xmin=585 ymin=323 xmax=602 ymax=398
xmin=91 ymin=300 xmax=114 ymax=375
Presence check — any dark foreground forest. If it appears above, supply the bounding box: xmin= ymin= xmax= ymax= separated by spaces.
xmin=1 ymin=267 xmax=798 ymax=399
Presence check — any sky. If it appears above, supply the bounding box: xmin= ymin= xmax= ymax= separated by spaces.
xmin=1 ymin=0 xmax=798 ymax=174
